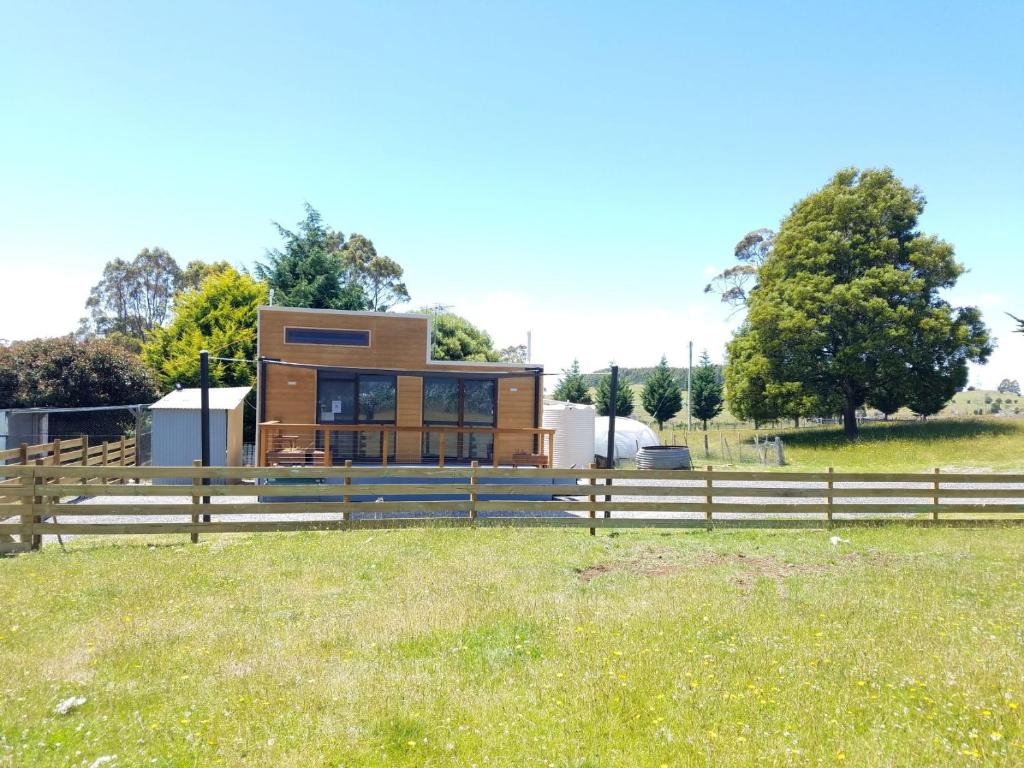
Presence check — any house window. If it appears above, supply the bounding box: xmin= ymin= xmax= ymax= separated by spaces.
xmin=422 ymin=376 xmax=496 ymax=462
xmin=317 ymin=372 xmax=395 ymax=461
xmin=285 ymin=327 xmax=370 ymax=346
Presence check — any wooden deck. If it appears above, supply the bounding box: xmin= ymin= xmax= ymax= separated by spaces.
xmin=257 ymin=422 xmax=555 ymax=469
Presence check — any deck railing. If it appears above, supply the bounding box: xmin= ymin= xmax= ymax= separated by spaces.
xmin=257 ymin=422 xmax=556 ymax=469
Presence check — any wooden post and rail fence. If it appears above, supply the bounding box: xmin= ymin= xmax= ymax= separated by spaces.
xmin=2 ymin=464 xmax=1023 ymax=552
xmin=0 ymin=435 xmax=137 ymax=553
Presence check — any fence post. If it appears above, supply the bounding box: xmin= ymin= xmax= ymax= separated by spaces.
xmin=382 ymin=430 xmax=389 ymax=468
xmin=469 ymin=460 xmax=479 ymax=522
xmin=342 ymin=459 xmax=352 ymax=522
xmin=438 ymin=433 xmax=446 ymax=469
xmin=190 ymin=459 xmax=201 ymax=544
xmin=323 ymin=430 xmax=332 ymax=467
xmin=119 ymin=437 xmax=127 ymax=482
xmin=80 ymin=435 xmax=90 ymax=486
xmin=705 ymin=465 xmax=713 ymax=532
xmin=826 ymin=467 xmax=834 ymax=528
xmin=588 ymin=462 xmax=597 ymax=537
xmin=18 ymin=462 xmax=34 ymax=549
xmin=30 ymin=458 xmax=44 ymax=550
xmin=100 ymin=441 xmax=108 ymax=486
xmin=932 ymin=467 xmax=940 ymax=522
xmin=18 ymin=442 xmax=28 ymax=467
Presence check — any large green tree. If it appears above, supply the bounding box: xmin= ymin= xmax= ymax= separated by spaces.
xmin=690 ymin=350 xmax=724 ymax=429
xmin=552 ymin=359 xmax=593 ymax=404
xmin=641 ymin=355 xmax=682 ymax=429
xmin=424 ymin=310 xmax=499 ymax=362
xmin=255 ymin=204 xmax=367 ymax=311
xmin=142 ymin=267 xmax=268 ymax=390
xmin=594 ymin=367 xmax=635 ymax=418
xmin=341 ymin=234 xmax=410 ymax=311
xmin=82 ymin=247 xmax=182 ymax=347
xmin=729 ymin=167 xmax=991 ymax=436
xmin=0 ymin=337 xmax=157 ymax=408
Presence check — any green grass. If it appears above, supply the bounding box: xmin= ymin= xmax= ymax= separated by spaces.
xmin=3 ymin=527 xmax=1024 ymax=766
xmin=643 ymin=419 xmax=1024 ymax=473
xmin=775 ymin=419 xmax=1024 ymax=472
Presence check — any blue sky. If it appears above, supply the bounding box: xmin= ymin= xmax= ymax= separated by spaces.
xmin=1 ymin=1 xmax=1021 ymax=388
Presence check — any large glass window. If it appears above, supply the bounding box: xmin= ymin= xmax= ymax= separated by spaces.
xmin=422 ymin=376 xmax=496 ymax=462
xmin=317 ymin=372 xmax=395 ymax=462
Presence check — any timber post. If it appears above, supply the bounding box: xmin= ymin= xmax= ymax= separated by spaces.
xmin=469 ymin=460 xmax=479 ymax=522
xmin=704 ymin=465 xmax=713 ymax=532
xmin=342 ymin=459 xmax=352 ymax=522
xmin=190 ymin=459 xmax=201 ymax=544
xmin=932 ymin=467 xmax=940 ymax=521
xmin=30 ymin=458 xmax=44 ymax=550
xmin=588 ymin=462 xmax=597 ymax=536
xmin=80 ymin=435 xmax=90 ymax=486
xmin=826 ymin=467 xmax=834 ymax=528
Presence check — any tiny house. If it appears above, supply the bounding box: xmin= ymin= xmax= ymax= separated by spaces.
xmin=256 ymin=307 xmax=548 ymax=466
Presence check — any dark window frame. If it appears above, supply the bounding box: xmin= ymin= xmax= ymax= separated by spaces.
xmin=421 ymin=374 xmax=497 ymax=462
xmin=284 ymin=326 xmax=371 ymax=347
xmin=316 ymin=371 xmax=396 ymax=462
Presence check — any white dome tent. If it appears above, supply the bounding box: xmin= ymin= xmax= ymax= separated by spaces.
xmin=593 ymin=416 xmax=659 ymax=462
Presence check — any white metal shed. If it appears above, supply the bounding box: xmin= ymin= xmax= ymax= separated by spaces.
xmin=150 ymin=387 xmax=250 ymax=484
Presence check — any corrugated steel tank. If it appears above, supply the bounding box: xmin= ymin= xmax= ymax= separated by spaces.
xmin=542 ymin=400 xmax=597 ymax=469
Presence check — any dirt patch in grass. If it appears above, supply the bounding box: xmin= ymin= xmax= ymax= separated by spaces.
xmin=578 ymin=548 xmax=890 ymax=590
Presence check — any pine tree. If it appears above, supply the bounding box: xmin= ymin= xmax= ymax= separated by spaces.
xmin=552 ymin=359 xmax=593 ymax=404
xmin=690 ymin=350 xmax=723 ymax=429
xmin=594 ymin=367 xmax=634 ymax=417
xmin=641 ymin=355 xmax=682 ymax=429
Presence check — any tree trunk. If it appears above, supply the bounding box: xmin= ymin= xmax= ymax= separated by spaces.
xmin=842 ymin=396 xmax=859 ymax=437
xmin=793 ymin=416 xmax=800 ymax=429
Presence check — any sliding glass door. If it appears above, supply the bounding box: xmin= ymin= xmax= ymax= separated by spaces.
xmin=422 ymin=376 xmax=496 ymax=462
xmin=317 ymin=372 xmax=396 ymax=462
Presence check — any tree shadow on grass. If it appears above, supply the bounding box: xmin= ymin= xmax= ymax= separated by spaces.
xmin=781 ymin=419 xmax=1020 ymax=449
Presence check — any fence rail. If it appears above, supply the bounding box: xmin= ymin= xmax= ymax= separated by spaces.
xmin=1 ymin=463 xmax=1023 ymax=552
xmin=0 ymin=435 xmax=137 ymax=553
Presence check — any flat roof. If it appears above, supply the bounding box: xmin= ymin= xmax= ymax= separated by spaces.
xmin=150 ymin=386 xmax=251 ymax=411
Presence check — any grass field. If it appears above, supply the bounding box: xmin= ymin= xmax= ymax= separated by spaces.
xmin=3 ymin=527 xmax=1024 ymax=766
xmin=619 ymin=386 xmax=1023 ymax=432
xmin=646 ymin=419 xmax=1024 ymax=473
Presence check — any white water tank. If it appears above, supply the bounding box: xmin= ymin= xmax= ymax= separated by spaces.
xmin=543 ymin=400 xmax=597 ymax=469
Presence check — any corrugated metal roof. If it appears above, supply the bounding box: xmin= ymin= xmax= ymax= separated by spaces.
xmin=150 ymin=386 xmax=251 ymax=411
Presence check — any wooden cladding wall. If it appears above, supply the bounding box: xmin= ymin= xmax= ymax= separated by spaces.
xmin=262 ymin=364 xmax=316 ymax=424
xmin=395 ymin=376 xmax=423 ymax=463
xmin=258 ymin=307 xmax=538 ymax=374
xmin=497 ymin=377 xmax=536 ymax=461
xmin=260 ymin=308 xmax=433 ymax=370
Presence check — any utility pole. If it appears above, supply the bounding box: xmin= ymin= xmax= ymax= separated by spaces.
xmin=687 ymin=341 xmax=693 ymax=432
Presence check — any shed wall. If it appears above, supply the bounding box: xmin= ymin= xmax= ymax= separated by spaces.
xmin=152 ymin=410 xmax=228 ymax=485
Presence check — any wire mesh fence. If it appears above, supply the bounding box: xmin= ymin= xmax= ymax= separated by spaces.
xmin=0 ymin=405 xmax=152 ymax=465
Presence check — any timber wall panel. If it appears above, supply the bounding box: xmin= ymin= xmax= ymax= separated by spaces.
xmin=497 ymin=377 xmax=536 ymax=461
xmin=395 ymin=376 xmax=423 ymax=463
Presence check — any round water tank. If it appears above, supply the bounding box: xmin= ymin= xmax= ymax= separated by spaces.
xmin=543 ymin=400 xmax=597 ymax=469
